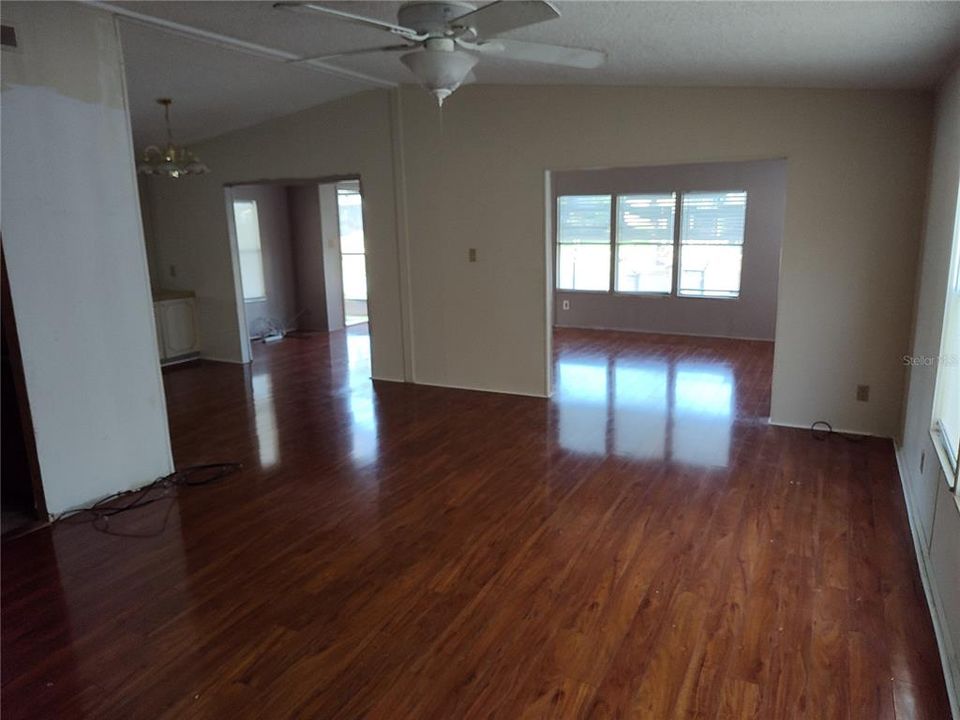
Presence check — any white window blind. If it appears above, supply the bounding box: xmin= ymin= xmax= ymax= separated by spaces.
xmin=933 ymin=191 xmax=960 ymax=486
xmin=557 ymin=195 xmax=611 ymax=292
xmin=616 ymin=194 xmax=676 ymax=294
xmin=233 ymin=200 xmax=266 ymax=301
xmin=678 ymin=191 xmax=747 ymax=298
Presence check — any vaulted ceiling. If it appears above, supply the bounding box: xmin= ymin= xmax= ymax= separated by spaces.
xmin=107 ymin=1 xmax=960 ymax=148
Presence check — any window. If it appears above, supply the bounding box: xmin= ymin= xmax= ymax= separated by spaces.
xmin=679 ymin=191 xmax=747 ymax=298
xmin=233 ymin=200 xmax=266 ymax=301
xmin=557 ymin=190 xmax=747 ymax=299
xmin=557 ymin=195 xmax=611 ymax=292
xmin=616 ymin=193 xmax=676 ymax=293
xmin=337 ymin=182 xmax=368 ymax=326
xmin=933 ymin=189 xmax=960 ymax=487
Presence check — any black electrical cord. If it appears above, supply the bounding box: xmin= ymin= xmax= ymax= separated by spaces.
xmin=56 ymin=462 xmax=241 ymax=537
xmin=810 ymin=420 xmax=866 ymax=444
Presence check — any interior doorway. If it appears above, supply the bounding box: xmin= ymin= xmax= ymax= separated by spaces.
xmin=545 ymin=160 xmax=787 ymax=468
xmin=1 ymin=250 xmax=46 ymax=535
xmin=224 ymin=176 xmax=371 ymax=365
xmin=336 ymin=180 xmax=368 ymax=326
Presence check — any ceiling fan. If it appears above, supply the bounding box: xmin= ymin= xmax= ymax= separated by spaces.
xmin=274 ymin=1 xmax=606 ymax=106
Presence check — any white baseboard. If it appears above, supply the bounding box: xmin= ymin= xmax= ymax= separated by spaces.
xmin=766 ymin=418 xmax=886 ymax=438
xmin=894 ymin=445 xmax=960 ymax=719
xmin=200 ymin=355 xmax=247 ymax=365
xmin=410 ymin=378 xmax=549 ymax=400
xmin=159 ymin=353 xmax=200 ymax=368
xmin=554 ymin=323 xmax=774 ymax=343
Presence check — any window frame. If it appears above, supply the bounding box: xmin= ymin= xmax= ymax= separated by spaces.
xmin=232 ymin=199 xmax=267 ymax=303
xmin=614 ymin=192 xmax=679 ymax=297
xmin=337 ymin=185 xmax=368 ymax=303
xmin=556 ymin=189 xmax=748 ymax=301
xmin=930 ymin=187 xmax=960 ymax=491
xmin=677 ymin=190 xmax=748 ymax=300
xmin=555 ymin=194 xmax=615 ymax=293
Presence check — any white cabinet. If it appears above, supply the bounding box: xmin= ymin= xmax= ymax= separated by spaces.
xmin=153 ymin=293 xmax=199 ymax=363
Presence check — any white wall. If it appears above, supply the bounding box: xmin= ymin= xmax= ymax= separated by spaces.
xmin=142 ymin=91 xmax=404 ymax=378
xmin=0 ymin=2 xmax=173 ymax=514
xmin=553 ymin=159 xmax=787 ymax=341
xmin=898 ymin=63 xmax=960 ymax=714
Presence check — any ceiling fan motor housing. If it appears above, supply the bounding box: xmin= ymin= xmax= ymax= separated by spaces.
xmin=397 ymin=2 xmax=477 ymax=36
xmin=277 ymin=0 xmax=603 ymax=106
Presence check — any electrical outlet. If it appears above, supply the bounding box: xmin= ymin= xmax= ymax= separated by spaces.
xmin=856 ymin=384 xmax=870 ymax=402
xmin=562 ymin=300 xmax=570 ymax=310
xmin=468 ymin=248 xmax=477 ymax=262
xmin=920 ymin=451 xmax=925 ymax=474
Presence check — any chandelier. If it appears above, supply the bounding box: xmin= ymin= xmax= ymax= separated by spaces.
xmin=137 ymin=98 xmax=209 ymax=178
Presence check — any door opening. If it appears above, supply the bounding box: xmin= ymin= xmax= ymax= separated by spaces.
xmin=1 ymin=249 xmax=47 ymax=535
xmin=336 ymin=181 xmax=368 ymax=326
xmin=223 ymin=175 xmax=371 ymax=366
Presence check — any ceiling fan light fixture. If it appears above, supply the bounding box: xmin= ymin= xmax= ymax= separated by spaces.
xmin=400 ymin=45 xmax=478 ymax=106
xmin=280 ymin=0 xmax=605 ymax=107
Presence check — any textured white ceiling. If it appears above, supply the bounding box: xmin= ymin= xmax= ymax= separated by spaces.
xmin=113 ymin=1 xmax=960 ymax=148
xmin=120 ymin=22 xmax=365 ymax=148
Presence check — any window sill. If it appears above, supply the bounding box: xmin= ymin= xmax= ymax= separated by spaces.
xmin=244 ymin=297 xmax=266 ymax=304
xmin=555 ymin=289 xmax=740 ymax=300
xmin=677 ymin=294 xmax=741 ymax=301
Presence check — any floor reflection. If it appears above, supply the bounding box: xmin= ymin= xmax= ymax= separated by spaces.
xmin=553 ymin=334 xmax=748 ymax=468
xmin=344 ymin=325 xmax=379 ymax=468
xmin=614 ymin=361 xmax=668 ymax=460
xmin=251 ymin=372 xmax=279 ymax=469
xmin=240 ymin=324 xmax=378 ymax=474
xmin=556 ymin=360 xmax=608 ymax=455
xmin=673 ymin=363 xmax=733 ymax=467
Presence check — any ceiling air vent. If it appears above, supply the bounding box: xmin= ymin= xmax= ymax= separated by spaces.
xmin=1 ymin=24 xmax=18 ymax=50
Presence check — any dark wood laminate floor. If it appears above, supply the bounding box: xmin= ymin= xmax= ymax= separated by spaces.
xmin=1 ymin=326 xmax=950 ymax=719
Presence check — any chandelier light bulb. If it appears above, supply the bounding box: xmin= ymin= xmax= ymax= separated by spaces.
xmin=137 ymin=98 xmax=210 ymax=178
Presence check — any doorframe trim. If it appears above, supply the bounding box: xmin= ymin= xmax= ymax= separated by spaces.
xmin=1 ymin=244 xmax=48 ymax=520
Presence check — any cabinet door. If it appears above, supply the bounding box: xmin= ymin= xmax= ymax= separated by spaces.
xmin=159 ymin=300 xmax=198 ymax=357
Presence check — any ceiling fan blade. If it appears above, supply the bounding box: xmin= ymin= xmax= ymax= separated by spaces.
xmin=468 ymin=39 xmax=606 ymax=69
xmin=289 ymin=44 xmax=413 ymax=64
xmin=451 ymin=1 xmax=559 ymax=37
xmin=273 ymin=2 xmax=426 ymax=41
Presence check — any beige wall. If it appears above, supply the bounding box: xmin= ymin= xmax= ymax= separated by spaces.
xmin=318 ymin=183 xmax=346 ymax=332
xmin=287 ymin=184 xmax=330 ymax=333
xmin=145 ymin=84 xmax=932 ymax=434
xmin=142 ymin=90 xmax=405 ymax=376
xmin=138 ymin=177 xmax=161 ymax=288
xmin=1 ymin=2 xmax=173 ymax=513
xmin=898 ymin=64 xmax=960 ymax=713
xmin=399 ymin=85 xmax=931 ymax=427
